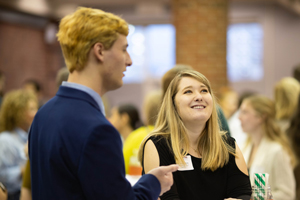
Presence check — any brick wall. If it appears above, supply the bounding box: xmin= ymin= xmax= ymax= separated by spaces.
xmin=172 ymin=0 xmax=228 ymax=95
xmin=0 ymin=22 xmax=64 ymax=100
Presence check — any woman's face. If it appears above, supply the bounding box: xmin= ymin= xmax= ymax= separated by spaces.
xmin=23 ymin=99 xmax=38 ymax=130
xmin=174 ymin=77 xmax=213 ymax=126
xmin=108 ymin=107 xmax=123 ymax=131
xmin=108 ymin=107 xmax=129 ymax=132
xmin=239 ymin=101 xmax=263 ymax=134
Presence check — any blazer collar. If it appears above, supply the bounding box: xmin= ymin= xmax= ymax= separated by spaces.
xmin=56 ymin=86 xmax=101 ymax=112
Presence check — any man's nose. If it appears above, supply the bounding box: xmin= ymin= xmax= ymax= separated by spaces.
xmin=126 ymin=53 xmax=132 ymax=66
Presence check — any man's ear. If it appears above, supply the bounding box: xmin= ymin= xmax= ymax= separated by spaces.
xmin=93 ymin=43 xmax=105 ymax=62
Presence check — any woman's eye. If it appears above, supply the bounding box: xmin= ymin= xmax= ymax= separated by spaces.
xmin=201 ymin=89 xmax=208 ymax=93
xmin=184 ymin=90 xmax=192 ymax=94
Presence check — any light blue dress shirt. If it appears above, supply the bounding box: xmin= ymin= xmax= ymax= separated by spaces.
xmin=0 ymin=128 xmax=28 ymax=193
xmin=61 ymin=81 xmax=106 ymax=116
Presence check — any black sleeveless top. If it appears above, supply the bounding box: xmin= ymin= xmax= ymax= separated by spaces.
xmin=142 ymin=135 xmax=251 ymax=200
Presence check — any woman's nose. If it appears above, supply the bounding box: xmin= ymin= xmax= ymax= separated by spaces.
xmin=194 ymin=92 xmax=203 ymax=102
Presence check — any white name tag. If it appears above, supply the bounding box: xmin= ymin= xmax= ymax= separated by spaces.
xmin=178 ymin=155 xmax=194 ymax=171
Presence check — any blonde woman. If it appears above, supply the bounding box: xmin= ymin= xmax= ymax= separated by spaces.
xmin=274 ymin=77 xmax=300 ymax=132
xmin=139 ymin=70 xmax=251 ymax=200
xmin=0 ymin=90 xmax=38 ymax=200
xmin=239 ymin=95 xmax=296 ymax=200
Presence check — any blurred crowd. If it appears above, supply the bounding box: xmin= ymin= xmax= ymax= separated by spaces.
xmin=1 ymin=61 xmax=300 ymax=200
xmin=0 ymin=67 xmax=69 ymax=200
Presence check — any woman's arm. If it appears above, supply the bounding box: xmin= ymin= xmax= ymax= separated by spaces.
xmin=143 ymin=140 xmax=160 ymax=173
xmin=20 ymin=187 xmax=32 ymax=200
xmin=143 ymin=138 xmax=181 ymax=200
xmin=235 ymin=142 xmax=249 ymax=176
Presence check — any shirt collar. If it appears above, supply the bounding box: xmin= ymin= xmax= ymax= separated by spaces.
xmin=61 ymin=81 xmax=106 ymax=116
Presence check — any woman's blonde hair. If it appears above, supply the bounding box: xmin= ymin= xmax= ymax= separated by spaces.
xmin=274 ymin=77 xmax=300 ymax=120
xmin=0 ymin=89 xmax=37 ymax=132
xmin=139 ymin=69 xmax=234 ymax=171
xmin=161 ymin=64 xmax=193 ymax=98
xmin=244 ymin=95 xmax=297 ymax=167
xmin=56 ymin=7 xmax=129 ymax=73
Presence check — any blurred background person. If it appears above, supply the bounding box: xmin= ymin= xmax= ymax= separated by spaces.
xmin=217 ymin=86 xmax=239 ymax=120
xmin=20 ymin=67 xmax=70 ymax=200
xmin=293 ymin=63 xmax=300 ymax=83
xmin=123 ymin=90 xmax=161 ymax=176
xmin=0 ymin=71 xmax=5 ymax=107
xmin=228 ymin=91 xmax=256 ymax=149
xmin=287 ymin=93 xmax=300 ymax=200
xmin=22 ymin=79 xmax=45 ymax=109
xmin=109 ymin=104 xmax=142 ymax=142
xmin=0 ymin=90 xmax=38 ymax=200
xmin=55 ymin=67 xmax=69 ymax=89
xmin=274 ymin=77 xmax=300 ymax=133
xmin=19 ymin=160 xmax=30 ymax=200
xmin=239 ymin=95 xmax=296 ymax=200
xmin=161 ymin=64 xmax=232 ymax=136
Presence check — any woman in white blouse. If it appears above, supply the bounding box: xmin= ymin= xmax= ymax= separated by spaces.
xmin=239 ymin=95 xmax=297 ymax=200
xmin=0 ymin=90 xmax=38 ymax=200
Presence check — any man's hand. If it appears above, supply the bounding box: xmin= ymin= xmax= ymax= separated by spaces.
xmin=147 ymin=164 xmax=179 ymax=196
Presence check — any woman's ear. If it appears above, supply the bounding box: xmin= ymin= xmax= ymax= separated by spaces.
xmin=259 ymin=114 xmax=267 ymax=124
xmin=93 ymin=43 xmax=105 ymax=62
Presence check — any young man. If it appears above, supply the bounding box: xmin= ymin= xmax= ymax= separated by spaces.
xmin=29 ymin=7 xmax=177 ymax=200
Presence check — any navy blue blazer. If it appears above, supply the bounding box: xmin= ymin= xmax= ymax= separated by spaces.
xmin=29 ymin=86 xmax=160 ymax=200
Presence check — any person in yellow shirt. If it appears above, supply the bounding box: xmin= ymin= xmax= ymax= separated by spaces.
xmin=123 ymin=91 xmax=161 ymax=174
xmin=109 ymin=104 xmax=141 ymax=142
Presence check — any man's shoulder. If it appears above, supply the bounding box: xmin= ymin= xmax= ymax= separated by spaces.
xmin=31 ymin=96 xmax=109 ymax=143
xmin=38 ymin=93 xmax=102 ymax=117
